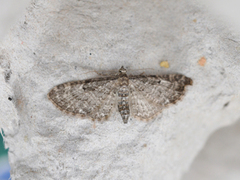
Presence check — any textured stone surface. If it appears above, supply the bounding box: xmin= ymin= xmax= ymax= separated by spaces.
xmin=0 ymin=0 xmax=240 ymax=179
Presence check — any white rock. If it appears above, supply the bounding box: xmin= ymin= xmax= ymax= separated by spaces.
xmin=0 ymin=0 xmax=30 ymax=40
xmin=182 ymin=119 xmax=240 ymax=180
xmin=0 ymin=0 xmax=240 ymax=180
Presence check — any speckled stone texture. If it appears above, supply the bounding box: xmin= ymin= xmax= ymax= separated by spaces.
xmin=0 ymin=0 xmax=240 ymax=180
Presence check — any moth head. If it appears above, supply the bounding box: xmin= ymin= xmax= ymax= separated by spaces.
xmin=119 ymin=66 xmax=127 ymax=74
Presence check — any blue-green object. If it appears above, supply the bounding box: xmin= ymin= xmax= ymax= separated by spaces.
xmin=0 ymin=132 xmax=11 ymax=180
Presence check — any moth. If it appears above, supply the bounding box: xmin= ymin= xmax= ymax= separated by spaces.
xmin=48 ymin=66 xmax=192 ymax=123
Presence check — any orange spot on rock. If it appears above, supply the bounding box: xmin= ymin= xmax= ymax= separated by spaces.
xmin=198 ymin=57 xmax=206 ymax=66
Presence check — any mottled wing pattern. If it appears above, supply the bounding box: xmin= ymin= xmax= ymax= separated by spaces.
xmin=48 ymin=77 xmax=119 ymax=121
xmin=129 ymin=88 xmax=161 ymax=121
xmin=129 ymin=74 xmax=192 ymax=120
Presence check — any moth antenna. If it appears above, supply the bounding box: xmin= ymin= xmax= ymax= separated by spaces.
xmin=128 ymin=68 xmax=155 ymax=72
xmin=78 ymin=69 xmax=118 ymax=77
